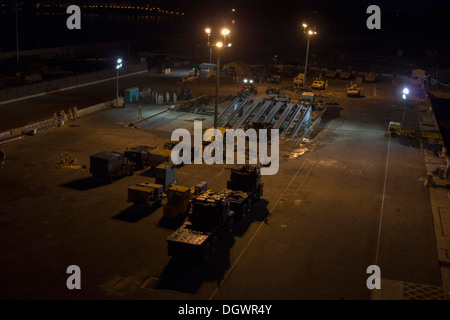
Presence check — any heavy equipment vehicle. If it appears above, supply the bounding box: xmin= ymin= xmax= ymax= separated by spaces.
xmin=127 ymin=182 xmax=164 ymax=208
xmin=238 ymin=78 xmax=257 ymax=98
xmin=90 ymin=151 xmax=135 ymax=183
xmin=166 ymin=191 xmax=234 ymax=261
xmin=293 ymin=73 xmax=304 ymax=87
xmin=311 ymin=75 xmax=327 ymax=90
xmin=347 ymin=82 xmax=362 ymax=97
xmin=388 ymin=121 xmax=403 ymax=137
xmin=273 ymin=87 xmax=291 ymax=103
xmin=298 ymin=92 xmax=316 ymax=107
xmin=123 ymin=145 xmax=156 ymax=170
xmin=225 ymin=165 xmax=264 ymax=219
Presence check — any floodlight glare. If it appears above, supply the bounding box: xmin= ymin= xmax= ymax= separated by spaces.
xmin=243 ymin=79 xmax=248 ymax=83
xmin=402 ymin=94 xmax=406 ymax=100
xmin=216 ymin=42 xmax=223 ymax=48
xmin=403 ymin=88 xmax=409 ymax=95
xmin=117 ymin=58 xmax=122 ymax=64
xmin=221 ymin=28 xmax=230 ymax=36
xmin=205 ymin=28 xmax=211 ymax=34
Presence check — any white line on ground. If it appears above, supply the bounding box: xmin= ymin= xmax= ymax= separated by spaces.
xmin=208 ymin=120 xmax=334 ymax=300
xmin=374 ymin=106 xmax=393 ymax=265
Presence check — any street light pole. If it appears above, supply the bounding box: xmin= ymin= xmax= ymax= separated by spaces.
xmin=116 ymin=58 xmax=123 ymax=107
xmin=302 ymin=23 xmax=317 ymax=89
xmin=215 ymin=53 xmax=220 ymax=128
xmin=304 ymin=34 xmax=310 ymax=89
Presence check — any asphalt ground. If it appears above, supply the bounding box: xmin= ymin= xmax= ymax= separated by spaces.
xmin=0 ymin=75 xmax=441 ymax=299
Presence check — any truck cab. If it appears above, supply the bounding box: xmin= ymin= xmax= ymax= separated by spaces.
xmin=124 ymin=145 xmax=156 ymax=170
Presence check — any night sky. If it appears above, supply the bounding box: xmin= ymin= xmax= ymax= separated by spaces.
xmin=0 ymin=0 xmax=448 ymax=65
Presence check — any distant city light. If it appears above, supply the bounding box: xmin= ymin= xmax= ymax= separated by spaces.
xmin=216 ymin=42 xmax=223 ymax=48
xmin=117 ymin=58 xmax=122 ymax=64
xmin=205 ymin=28 xmax=211 ymax=34
xmin=221 ymin=28 xmax=230 ymax=36
xmin=403 ymin=88 xmax=409 ymax=95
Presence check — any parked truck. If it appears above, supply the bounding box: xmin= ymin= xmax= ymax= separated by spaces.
xmin=90 ymin=151 xmax=136 ymax=183
xmin=124 ymin=145 xmax=156 ymax=170
xmin=163 ymin=181 xmax=208 ymax=220
xmin=225 ymin=165 xmax=264 ymax=219
xmin=166 ymin=191 xmax=234 ymax=261
xmin=127 ymin=182 xmax=164 ymax=208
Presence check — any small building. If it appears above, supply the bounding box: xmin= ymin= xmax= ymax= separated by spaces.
xmin=222 ymin=60 xmax=249 ymax=77
xmin=199 ymin=63 xmax=218 ymax=79
xmin=124 ymin=87 xmax=140 ymax=103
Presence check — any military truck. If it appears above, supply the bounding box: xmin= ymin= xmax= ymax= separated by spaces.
xmin=163 ymin=182 xmax=207 ymax=220
xmin=166 ymin=192 xmax=234 ymax=261
xmin=124 ymin=145 xmax=156 ymax=170
xmin=90 ymin=151 xmax=136 ymax=183
xmin=147 ymin=148 xmax=173 ymax=171
xmin=298 ymin=92 xmax=316 ymax=107
xmin=223 ymin=165 xmax=264 ymax=219
xmin=127 ymin=182 xmax=164 ymax=208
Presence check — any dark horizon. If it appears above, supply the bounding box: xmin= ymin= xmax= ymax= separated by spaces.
xmin=0 ymin=0 xmax=449 ymax=67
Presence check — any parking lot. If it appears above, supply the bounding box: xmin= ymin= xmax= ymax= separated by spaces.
xmin=0 ymin=72 xmax=441 ymax=299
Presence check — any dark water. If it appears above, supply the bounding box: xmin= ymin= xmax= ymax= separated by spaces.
xmin=429 ymin=93 xmax=450 ymax=150
xmin=0 ymin=2 xmax=449 ymax=65
xmin=0 ymin=9 xmax=189 ymax=53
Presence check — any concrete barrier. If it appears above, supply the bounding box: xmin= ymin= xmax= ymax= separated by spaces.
xmin=0 ymin=131 xmax=11 ymax=141
xmin=0 ymin=100 xmax=111 ymax=142
xmin=76 ymin=102 xmax=109 ymax=117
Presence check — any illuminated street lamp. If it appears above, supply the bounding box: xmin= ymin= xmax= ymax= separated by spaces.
xmin=205 ymin=28 xmax=212 ymax=63
xmin=402 ymin=87 xmax=409 ymax=104
xmin=302 ymin=23 xmax=317 ymax=89
xmin=204 ymin=28 xmax=231 ymax=128
xmin=116 ymin=58 xmax=123 ymax=107
xmin=215 ymin=29 xmax=232 ymax=128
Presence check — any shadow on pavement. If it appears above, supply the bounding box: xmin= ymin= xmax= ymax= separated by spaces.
xmin=158 ymin=214 xmax=187 ymax=230
xmin=113 ymin=204 xmax=159 ymax=223
xmin=62 ymin=177 xmax=104 ymax=190
xmin=233 ymin=198 xmax=270 ymax=237
xmin=156 ymin=235 xmax=234 ymax=293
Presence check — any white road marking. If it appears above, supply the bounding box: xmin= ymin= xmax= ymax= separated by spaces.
xmin=208 ymin=156 xmax=310 ymax=300
xmin=375 ymin=106 xmax=393 ymax=265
